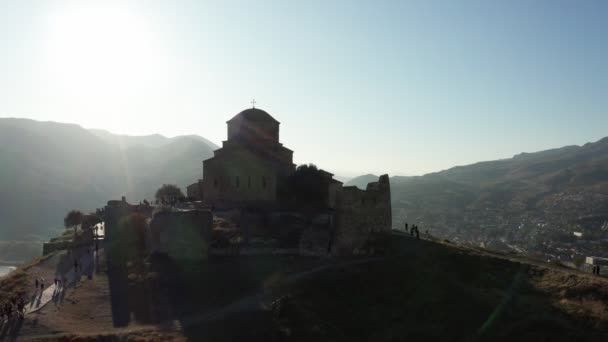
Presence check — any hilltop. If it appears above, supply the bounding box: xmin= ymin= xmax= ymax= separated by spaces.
xmin=7 ymin=233 xmax=608 ymax=341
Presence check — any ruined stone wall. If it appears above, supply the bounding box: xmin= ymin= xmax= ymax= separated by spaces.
xmin=333 ymin=174 xmax=392 ymax=255
xmin=147 ymin=209 xmax=212 ymax=261
xmin=103 ymin=198 xmax=153 ymax=243
xmin=327 ymin=182 xmax=342 ymax=209
xmin=187 ymin=180 xmax=203 ymax=200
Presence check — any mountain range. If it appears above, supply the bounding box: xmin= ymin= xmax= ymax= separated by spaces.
xmin=347 ymin=137 xmax=608 ymax=253
xmin=0 ymin=118 xmax=216 ymax=240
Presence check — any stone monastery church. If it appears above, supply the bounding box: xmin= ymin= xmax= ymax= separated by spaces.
xmin=101 ymin=106 xmax=392 ymax=258
xmin=196 ymin=107 xmax=296 ymax=207
xmin=184 ymin=106 xmax=392 ymax=254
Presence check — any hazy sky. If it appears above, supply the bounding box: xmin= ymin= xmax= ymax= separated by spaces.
xmin=1 ymin=0 xmax=606 ymax=177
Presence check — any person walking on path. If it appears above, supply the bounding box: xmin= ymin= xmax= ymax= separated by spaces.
xmin=35 ymin=278 xmax=39 ymax=290
xmin=17 ymin=298 xmax=24 ymax=318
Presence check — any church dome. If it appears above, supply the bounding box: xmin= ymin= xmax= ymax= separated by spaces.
xmin=227 ymin=108 xmax=280 ymax=124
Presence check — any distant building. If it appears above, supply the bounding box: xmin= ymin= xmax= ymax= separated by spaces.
xmin=586 ymin=256 xmax=608 ymax=266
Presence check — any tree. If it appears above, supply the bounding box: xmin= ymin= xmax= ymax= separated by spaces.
xmin=279 ymin=163 xmax=330 ymax=208
xmin=155 ymin=184 xmax=185 ymax=205
xmin=64 ymin=210 xmax=83 ymax=237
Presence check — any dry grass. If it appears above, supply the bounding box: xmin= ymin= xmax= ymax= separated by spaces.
xmin=0 ymin=253 xmax=53 ymax=300
xmin=22 ymin=329 xmax=186 ymax=342
xmin=529 ymin=266 xmax=608 ymax=327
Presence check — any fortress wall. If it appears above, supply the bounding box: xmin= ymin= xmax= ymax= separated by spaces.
xmin=148 ymin=209 xmax=212 ymax=261
xmin=333 ymin=174 xmax=392 ymax=255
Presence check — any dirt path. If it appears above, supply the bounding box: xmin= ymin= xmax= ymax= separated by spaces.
xmin=24 ymin=249 xmax=95 ymax=315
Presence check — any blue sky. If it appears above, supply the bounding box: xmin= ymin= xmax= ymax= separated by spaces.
xmin=0 ymin=0 xmax=606 ymax=177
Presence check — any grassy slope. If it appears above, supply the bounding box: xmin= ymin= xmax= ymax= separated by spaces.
xmin=276 ymin=236 xmax=608 ymax=341
xmin=0 ymin=254 xmax=53 ymax=301
xmin=16 ymin=235 xmax=608 ymax=341
xmin=158 ymin=235 xmax=608 ymax=341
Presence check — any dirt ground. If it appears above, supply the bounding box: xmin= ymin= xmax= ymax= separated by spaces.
xmin=15 ymin=249 xmax=184 ymax=341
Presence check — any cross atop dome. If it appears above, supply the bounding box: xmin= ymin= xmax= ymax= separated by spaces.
xmin=251 ymin=99 xmax=256 ymax=108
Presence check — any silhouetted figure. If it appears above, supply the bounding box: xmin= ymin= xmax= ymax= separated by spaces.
xmin=405 ymin=223 xmax=408 ymax=232
xmin=35 ymin=278 xmax=39 ymax=289
xmin=415 ymin=227 xmax=420 ymax=240
xmin=17 ymin=298 xmax=24 ymax=318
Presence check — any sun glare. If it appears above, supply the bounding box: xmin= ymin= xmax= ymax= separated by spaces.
xmin=45 ymin=7 xmax=168 ymax=96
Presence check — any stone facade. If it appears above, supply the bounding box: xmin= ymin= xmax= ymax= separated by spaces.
xmin=201 ymin=108 xmax=295 ymax=208
xmin=103 ymin=197 xmax=212 ymax=261
xmin=103 ymin=197 xmax=154 ymax=244
xmin=332 ymin=174 xmax=392 ymax=255
xmin=148 ymin=209 xmax=212 ymax=261
xmin=186 ymin=180 xmax=203 ymax=200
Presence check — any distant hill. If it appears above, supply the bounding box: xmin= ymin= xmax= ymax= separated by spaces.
xmin=385 ymin=137 xmax=608 ymax=253
xmin=89 ymin=129 xmax=219 ymax=150
xmin=0 ymin=118 xmax=216 ymax=240
xmin=344 ymin=174 xmax=380 ymax=189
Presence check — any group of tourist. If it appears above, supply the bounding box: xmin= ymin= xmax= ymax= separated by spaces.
xmin=404 ymin=223 xmax=422 ymax=240
xmin=2 ymin=240 xmax=99 ymax=330
xmin=0 ymin=296 xmax=25 ymax=322
xmin=35 ymin=276 xmax=66 ymax=293
xmin=34 ymin=278 xmax=46 ymax=292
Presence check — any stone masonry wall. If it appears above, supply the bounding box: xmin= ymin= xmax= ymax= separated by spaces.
xmin=148 ymin=209 xmax=212 ymax=261
xmin=333 ymin=174 xmax=392 ymax=255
